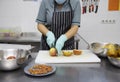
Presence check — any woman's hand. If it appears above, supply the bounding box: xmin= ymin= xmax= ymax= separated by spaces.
xmin=46 ymin=31 xmax=55 ymax=48
xmin=55 ymin=34 xmax=67 ymax=55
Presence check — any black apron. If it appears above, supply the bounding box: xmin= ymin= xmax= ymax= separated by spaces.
xmin=41 ymin=0 xmax=74 ymax=50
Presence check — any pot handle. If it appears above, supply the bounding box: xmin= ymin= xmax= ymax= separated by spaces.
xmin=17 ymin=50 xmax=32 ymax=65
xmin=25 ymin=53 xmax=32 ymax=64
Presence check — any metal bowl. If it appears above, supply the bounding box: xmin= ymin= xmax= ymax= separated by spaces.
xmin=90 ymin=42 xmax=108 ymax=57
xmin=0 ymin=49 xmax=31 ymax=71
xmin=108 ymin=56 xmax=120 ymax=68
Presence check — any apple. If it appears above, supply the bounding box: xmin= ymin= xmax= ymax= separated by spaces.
xmin=73 ymin=49 xmax=82 ymax=55
xmin=49 ymin=48 xmax=57 ymax=56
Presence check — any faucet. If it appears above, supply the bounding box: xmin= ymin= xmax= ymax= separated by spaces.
xmin=75 ymin=33 xmax=90 ymax=49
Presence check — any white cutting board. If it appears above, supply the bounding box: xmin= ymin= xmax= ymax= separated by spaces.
xmin=35 ymin=50 xmax=101 ymax=64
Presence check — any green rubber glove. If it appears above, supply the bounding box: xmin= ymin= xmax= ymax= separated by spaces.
xmin=46 ymin=31 xmax=55 ymax=48
xmin=55 ymin=34 xmax=67 ymax=55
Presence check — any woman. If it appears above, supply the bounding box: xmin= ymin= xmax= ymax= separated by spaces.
xmin=36 ymin=0 xmax=81 ymax=55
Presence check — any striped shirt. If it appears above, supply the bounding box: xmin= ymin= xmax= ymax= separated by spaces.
xmin=36 ymin=0 xmax=81 ymax=27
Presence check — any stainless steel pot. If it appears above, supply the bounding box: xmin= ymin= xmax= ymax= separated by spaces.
xmin=90 ymin=42 xmax=108 ymax=57
xmin=108 ymin=56 xmax=120 ymax=68
xmin=0 ymin=49 xmax=31 ymax=71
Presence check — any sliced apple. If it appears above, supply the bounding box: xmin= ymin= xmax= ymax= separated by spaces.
xmin=73 ymin=49 xmax=82 ymax=55
xmin=62 ymin=51 xmax=73 ymax=56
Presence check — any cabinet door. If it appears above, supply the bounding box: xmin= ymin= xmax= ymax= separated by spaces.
xmin=108 ymin=0 xmax=119 ymax=11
